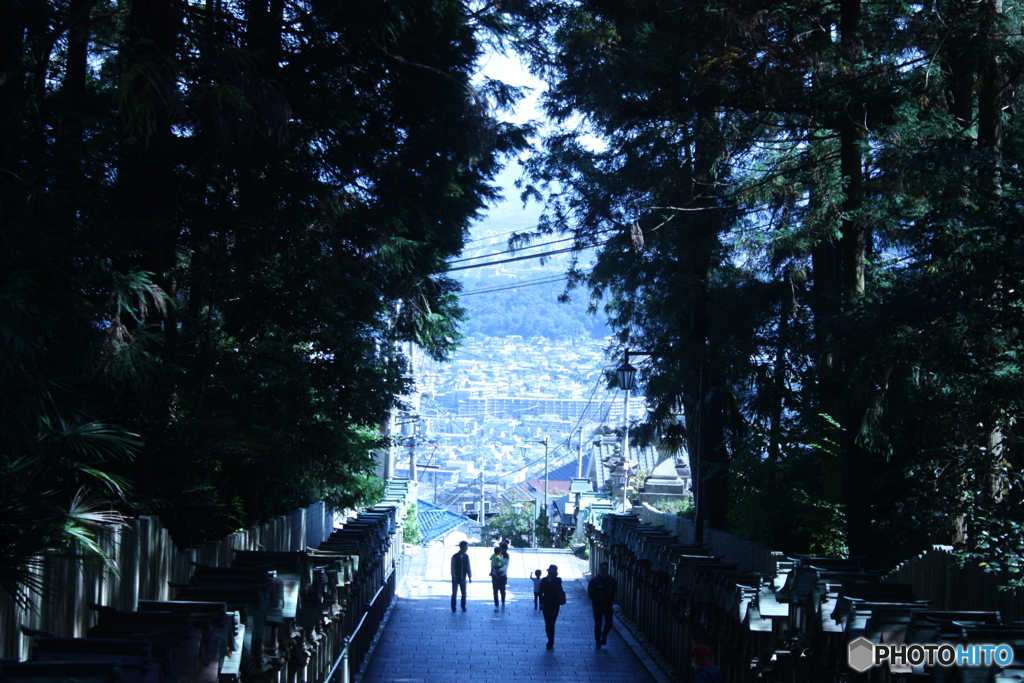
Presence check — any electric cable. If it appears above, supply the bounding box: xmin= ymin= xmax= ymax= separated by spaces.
xmin=443 ymin=244 xmax=585 ymax=273
xmin=448 ymin=233 xmax=582 ymax=264
xmin=451 ymin=225 xmax=618 ymax=264
xmin=459 ymin=275 xmax=567 ymax=297
xmin=462 ymin=226 xmax=529 ymax=247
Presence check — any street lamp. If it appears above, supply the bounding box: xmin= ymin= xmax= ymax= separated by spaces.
xmin=616 ymin=357 xmax=638 ymax=393
xmin=615 ymin=352 xmax=638 ymax=508
xmin=614 ymin=349 xmax=662 ymax=510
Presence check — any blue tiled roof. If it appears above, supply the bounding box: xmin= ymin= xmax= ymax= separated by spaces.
xmin=548 ymin=460 xmax=584 ymax=482
xmin=416 ymin=499 xmax=471 ymax=545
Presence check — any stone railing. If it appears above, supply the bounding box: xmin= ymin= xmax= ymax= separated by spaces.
xmin=0 ymin=479 xmax=415 ymax=683
xmin=588 ymin=507 xmax=1024 ymax=683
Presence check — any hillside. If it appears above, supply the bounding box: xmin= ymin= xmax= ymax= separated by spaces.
xmin=457 ymin=275 xmax=609 ymax=340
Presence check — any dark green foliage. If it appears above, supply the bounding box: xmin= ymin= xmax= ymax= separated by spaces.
xmin=651 ymin=497 xmax=694 ymax=522
xmin=0 ymin=0 xmax=527 ymax=562
xmin=523 ymin=0 xmax=1024 ymax=572
xmin=728 ymin=436 xmax=848 ymax=558
xmin=488 ymin=499 xmax=534 ymax=548
xmin=0 ymin=208 xmax=141 ymax=604
xmin=535 ymin=508 xmax=553 ymax=547
xmin=403 ymin=503 xmax=422 ymax=545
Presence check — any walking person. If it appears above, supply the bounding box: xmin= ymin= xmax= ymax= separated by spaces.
xmin=531 ymin=569 xmax=543 ymax=609
xmin=450 ymin=541 xmax=472 ymax=612
xmin=489 ymin=544 xmax=509 ymax=610
xmin=588 ymin=561 xmax=617 ymax=648
xmin=538 ymin=564 xmax=566 ymax=649
xmin=692 ymin=644 xmax=722 ymax=683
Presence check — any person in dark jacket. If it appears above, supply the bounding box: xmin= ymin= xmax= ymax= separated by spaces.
xmin=692 ymin=643 xmax=722 ymax=683
xmin=538 ymin=564 xmax=565 ymax=649
xmin=587 ymin=561 xmax=617 ymax=648
xmin=450 ymin=541 xmax=472 ymax=612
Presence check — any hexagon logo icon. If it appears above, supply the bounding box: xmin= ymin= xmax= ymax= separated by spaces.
xmin=848 ymin=637 xmax=875 ymax=673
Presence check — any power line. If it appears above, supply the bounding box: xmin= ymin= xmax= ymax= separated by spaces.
xmin=448 ymin=233 xmax=581 ymax=265
xmin=452 ymin=226 xmax=619 ymax=265
xmin=459 ymin=275 xmax=567 ymax=296
xmin=561 ymin=371 xmax=612 ymax=445
xmin=443 ymin=244 xmax=586 ymax=273
xmin=463 ymin=226 xmax=528 ymax=248
xmin=460 ymin=232 xmax=529 ymax=255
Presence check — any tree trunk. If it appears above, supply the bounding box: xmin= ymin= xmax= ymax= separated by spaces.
xmin=688 ymin=107 xmax=730 ymax=533
xmin=802 ymin=0 xmax=875 ymax=559
xmin=838 ymin=118 xmax=872 ymax=558
xmin=807 ymin=9 xmax=845 ymax=509
xmin=767 ymin=292 xmax=790 ymax=463
xmin=65 ymin=0 xmax=98 ymax=130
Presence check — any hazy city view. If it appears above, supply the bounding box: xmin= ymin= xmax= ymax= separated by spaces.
xmin=407 ymin=335 xmax=629 ymax=498
xmin=392 ymin=169 xmax=641 ymax=512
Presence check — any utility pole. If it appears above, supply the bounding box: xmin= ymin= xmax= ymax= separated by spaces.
xmin=573 ymin=429 xmax=586 ymax=543
xmin=532 ymin=437 xmax=549 ymax=517
xmin=384 ymin=413 xmax=394 ymax=481
xmin=479 ymin=471 xmax=486 ymax=543
xmin=530 ymin=436 xmax=550 ymax=546
xmin=396 ymin=413 xmax=420 ymax=482
xmin=530 ymin=500 xmax=536 ymax=549
xmin=544 ymin=437 xmax=549 ymax=515
xmin=410 ymin=436 xmax=417 ymax=483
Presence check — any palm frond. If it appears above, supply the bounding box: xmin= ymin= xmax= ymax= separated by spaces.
xmin=75 ymin=465 xmax=133 ymax=499
xmin=64 ymin=488 xmax=126 ymax=572
xmin=0 ymin=554 xmax=50 ymax=612
xmin=39 ymin=417 xmax=140 ymax=464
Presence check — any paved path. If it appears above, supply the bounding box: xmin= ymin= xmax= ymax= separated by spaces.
xmin=359 ymin=546 xmax=661 ymax=683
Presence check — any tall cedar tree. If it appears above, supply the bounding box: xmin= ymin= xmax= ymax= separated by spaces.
xmin=0 ymin=0 xmax=528 ymax=547
xmin=525 ymin=0 xmax=1024 ymax=568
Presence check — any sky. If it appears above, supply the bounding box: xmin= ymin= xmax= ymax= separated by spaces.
xmin=475 ymin=49 xmax=547 ymax=126
xmin=470 ymin=47 xmax=604 ymax=243
xmin=472 ymin=49 xmax=547 ymax=239
xmin=453 ymin=48 xmax=608 ymax=289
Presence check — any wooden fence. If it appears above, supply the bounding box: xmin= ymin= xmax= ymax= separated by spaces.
xmin=884 ymin=544 xmax=1024 ymax=624
xmin=0 ymin=502 xmax=337 ymax=661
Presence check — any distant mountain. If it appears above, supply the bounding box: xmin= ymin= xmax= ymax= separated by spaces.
xmin=457 ymin=274 xmax=609 ymax=340
xmin=453 ymin=164 xmax=609 ymax=340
